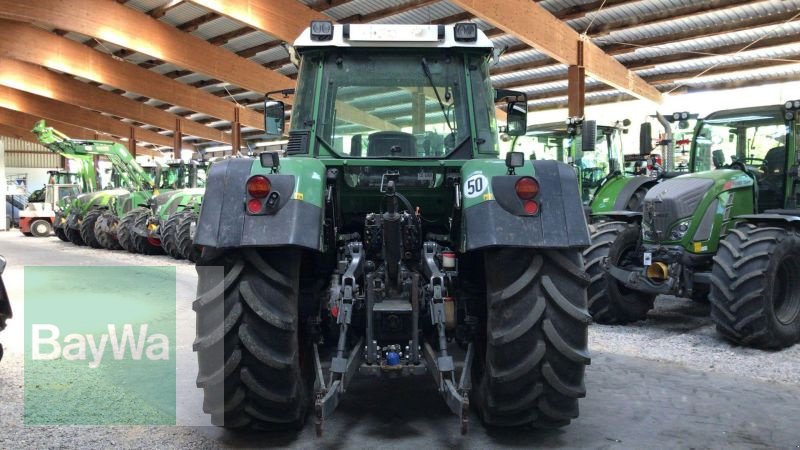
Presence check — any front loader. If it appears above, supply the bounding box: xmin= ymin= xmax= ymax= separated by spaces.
xmin=193 ymin=22 xmax=591 ymax=434
xmin=585 ymin=102 xmax=800 ymax=349
xmin=33 ymin=120 xmax=157 ymax=249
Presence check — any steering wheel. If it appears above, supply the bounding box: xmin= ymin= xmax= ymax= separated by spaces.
xmin=727 ymin=160 xmax=748 ymax=173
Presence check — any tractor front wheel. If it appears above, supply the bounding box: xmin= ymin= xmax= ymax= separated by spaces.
xmin=80 ymin=209 xmax=104 ymax=248
xmin=64 ymin=224 xmax=85 ymax=246
xmin=194 ymin=248 xmax=312 ymax=429
xmin=474 ymin=248 xmax=591 ymax=428
xmin=176 ymin=210 xmax=200 ymax=262
xmin=117 ymin=207 xmax=145 ymax=252
xmin=94 ymin=211 xmax=122 ymax=250
xmin=131 ymin=210 xmax=163 ymax=255
xmin=161 ymin=211 xmax=182 ymax=259
xmin=584 ymin=222 xmax=655 ymax=324
xmin=710 ymin=224 xmax=800 ymax=349
xmin=54 ymin=226 xmax=68 ymax=242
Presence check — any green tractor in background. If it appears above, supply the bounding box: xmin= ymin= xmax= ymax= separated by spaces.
xmin=32 ymin=120 xmax=157 ymax=248
xmin=130 ymin=160 xmax=208 ymax=260
xmin=590 ymin=112 xmax=698 ymax=218
xmin=516 ymin=118 xmax=644 ymax=209
xmin=193 ymin=22 xmax=592 ymax=433
xmin=586 ymin=102 xmax=800 ymax=349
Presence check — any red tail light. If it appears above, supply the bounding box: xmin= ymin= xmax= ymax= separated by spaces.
xmin=246 ymin=198 xmax=263 ymax=214
xmin=515 ymin=177 xmax=539 ymax=200
xmin=523 ymin=200 xmax=539 ymax=215
xmin=247 ymin=175 xmax=271 ymax=198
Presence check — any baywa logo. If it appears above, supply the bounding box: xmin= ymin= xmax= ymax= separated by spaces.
xmin=32 ymin=323 xmax=170 ymax=369
xmin=25 ymin=266 xmax=177 ymax=425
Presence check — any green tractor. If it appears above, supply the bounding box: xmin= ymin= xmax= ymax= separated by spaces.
xmin=193 ymin=22 xmax=592 ymax=433
xmin=32 ymin=120 xmax=157 ymax=248
xmin=517 ymin=119 xmax=640 ymax=208
xmin=132 ymin=160 xmax=208 ymax=260
xmin=586 ymin=102 xmax=800 ymax=349
xmin=118 ymin=161 xmax=206 ymax=256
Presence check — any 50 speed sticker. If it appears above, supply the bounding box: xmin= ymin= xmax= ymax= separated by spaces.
xmin=463 ymin=174 xmax=488 ymax=198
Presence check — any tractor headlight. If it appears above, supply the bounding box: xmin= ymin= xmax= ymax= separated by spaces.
xmin=669 ymin=219 xmax=691 ymax=241
xmin=641 ymin=220 xmax=654 ymax=241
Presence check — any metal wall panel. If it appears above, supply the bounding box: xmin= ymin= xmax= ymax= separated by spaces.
xmin=1 ymin=137 xmax=60 ymax=168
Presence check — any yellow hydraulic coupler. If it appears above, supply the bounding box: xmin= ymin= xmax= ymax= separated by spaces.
xmin=646 ymin=262 xmax=669 ymax=281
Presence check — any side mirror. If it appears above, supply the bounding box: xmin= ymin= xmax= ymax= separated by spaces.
xmin=506 ymin=102 xmax=527 ymax=136
xmin=639 ymin=122 xmax=652 ymax=155
xmin=259 ymin=151 xmax=280 ymax=170
xmin=581 ymin=120 xmax=597 ymax=152
xmin=264 ymin=100 xmax=286 ymax=136
xmin=495 ymin=89 xmax=528 ymax=137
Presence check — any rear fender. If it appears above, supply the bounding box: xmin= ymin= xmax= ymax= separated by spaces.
xmin=460 ymin=159 xmax=590 ymax=251
xmin=195 ymin=158 xmax=325 ymax=251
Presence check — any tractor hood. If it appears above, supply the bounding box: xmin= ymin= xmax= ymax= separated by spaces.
xmin=642 ymin=170 xmax=752 ymax=244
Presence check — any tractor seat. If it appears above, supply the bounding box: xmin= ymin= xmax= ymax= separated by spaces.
xmin=763 ymin=146 xmax=786 ymax=180
xmin=367 ymin=131 xmax=416 ymax=157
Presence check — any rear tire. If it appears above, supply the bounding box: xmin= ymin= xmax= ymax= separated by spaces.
xmin=194 ymin=248 xmax=312 ymax=429
xmin=584 ymin=222 xmax=654 ymax=324
xmin=474 ymin=248 xmax=591 ymax=428
xmin=176 ymin=210 xmax=200 ymax=262
xmin=161 ymin=211 xmax=182 ymax=259
xmin=94 ymin=211 xmax=122 ymax=250
xmin=80 ymin=209 xmax=103 ymax=248
xmin=30 ymin=219 xmax=52 ymax=237
xmin=131 ymin=210 xmax=163 ymax=255
xmin=710 ymin=224 xmax=800 ymax=349
xmin=64 ymin=224 xmax=85 ymax=246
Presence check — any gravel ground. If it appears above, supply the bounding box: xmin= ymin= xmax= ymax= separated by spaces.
xmin=590 ymin=297 xmax=800 ymax=385
xmin=1 ymin=231 xmax=798 ymax=449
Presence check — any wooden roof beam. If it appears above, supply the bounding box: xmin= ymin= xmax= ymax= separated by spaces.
xmin=491 ymin=1 xmax=798 ymax=78
xmin=0 ymin=20 xmax=263 ymax=130
xmin=451 ymin=0 xmax=661 ymax=103
xmin=0 ymin=86 xmax=177 ymax=149
xmin=0 ymin=58 xmax=230 ymax=144
xmin=0 ymin=107 xmax=159 ymax=156
xmin=0 ymin=0 xmax=296 ymax=104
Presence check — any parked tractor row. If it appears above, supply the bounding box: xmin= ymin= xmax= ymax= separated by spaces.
xmin=29 ymin=121 xmax=207 ymax=261
xmin=586 ymin=102 xmax=800 ymax=350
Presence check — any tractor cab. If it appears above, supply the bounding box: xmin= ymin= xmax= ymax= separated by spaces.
xmin=691 ymin=105 xmax=791 ymax=212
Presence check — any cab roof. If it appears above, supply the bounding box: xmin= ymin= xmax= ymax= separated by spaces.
xmin=293 ymin=23 xmax=494 ymax=52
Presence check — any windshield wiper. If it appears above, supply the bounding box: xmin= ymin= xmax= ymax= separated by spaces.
xmin=421 ymin=58 xmax=454 ymax=135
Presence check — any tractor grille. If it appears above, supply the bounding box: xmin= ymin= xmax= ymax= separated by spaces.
xmin=643 ymin=177 xmax=712 ymax=239
xmin=287 ymin=130 xmax=310 ymax=154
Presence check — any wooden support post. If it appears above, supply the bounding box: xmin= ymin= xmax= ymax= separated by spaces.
xmin=128 ymin=127 xmax=137 ymax=158
xmin=174 ymin=118 xmax=182 ymax=158
xmin=232 ymin=107 xmax=241 ymax=156
xmin=568 ymin=41 xmax=585 ymax=118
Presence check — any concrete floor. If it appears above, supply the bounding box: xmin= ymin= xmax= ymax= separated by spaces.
xmin=1 ymin=231 xmax=799 ymax=449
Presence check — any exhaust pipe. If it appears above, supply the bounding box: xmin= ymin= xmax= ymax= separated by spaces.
xmin=646 ymin=262 xmax=669 ymax=281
